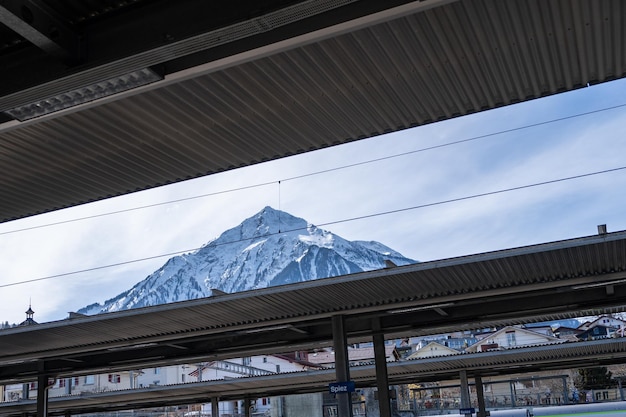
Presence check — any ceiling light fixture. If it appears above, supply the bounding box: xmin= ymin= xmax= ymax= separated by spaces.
xmin=571 ymin=278 xmax=626 ymax=290
xmin=388 ymin=302 xmax=455 ymax=315
xmin=4 ymin=67 xmax=163 ymax=121
xmin=242 ymin=324 xmax=292 ymax=334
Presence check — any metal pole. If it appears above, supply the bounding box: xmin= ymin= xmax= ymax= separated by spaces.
xmin=459 ymin=370 xmax=470 ymax=407
xmin=475 ymin=375 xmax=486 ymax=417
xmin=372 ymin=318 xmax=391 ymax=417
xmin=36 ymin=374 xmax=48 ymax=417
xmin=459 ymin=370 xmax=471 ymax=417
xmin=509 ymin=381 xmax=516 ymax=408
xmin=211 ymin=397 xmax=219 ymax=417
xmin=244 ymin=397 xmax=251 ymax=417
xmin=332 ymin=315 xmax=353 ymax=417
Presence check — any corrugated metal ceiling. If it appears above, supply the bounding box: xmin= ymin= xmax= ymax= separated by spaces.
xmin=0 ymin=0 xmax=624 ymax=222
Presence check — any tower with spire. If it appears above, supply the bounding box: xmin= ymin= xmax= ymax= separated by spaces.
xmin=19 ymin=304 xmax=38 ymax=326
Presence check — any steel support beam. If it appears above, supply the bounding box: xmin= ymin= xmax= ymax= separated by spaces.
xmin=211 ymin=397 xmax=219 ymax=417
xmin=332 ymin=315 xmax=353 ymax=417
xmin=475 ymin=375 xmax=487 ymax=417
xmin=244 ymin=397 xmax=251 ymax=417
xmin=373 ymin=318 xmax=391 ymax=417
xmin=35 ymin=373 xmax=48 ymax=417
xmin=0 ymin=0 xmax=80 ymax=62
xmin=460 ymin=370 xmax=470 ymax=416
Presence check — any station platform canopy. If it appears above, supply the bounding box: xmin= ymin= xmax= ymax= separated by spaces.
xmin=1 ymin=0 xmax=624 ymax=223
xmin=0 ymin=229 xmax=624 ymax=386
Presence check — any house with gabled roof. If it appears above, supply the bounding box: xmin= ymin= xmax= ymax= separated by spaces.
xmin=407 ymin=341 xmax=460 ymax=359
xmin=308 ymin=345 xmax=399 ymax=367
xmin=552 ymin=325 xmax=583 ymax=340
xmin=465 ymin=326 xmax=563 ymax=353
xmin=578 ymin=315 xmax=626 ymax=334
xmin=576 ymin=325 xmax=619 ymax=341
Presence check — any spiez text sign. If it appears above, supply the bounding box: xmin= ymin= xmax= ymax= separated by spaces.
xmin=459 ymin=407 xmax=475 ymax=414
xmin=329 ymin=381 xmax=355 ymax=394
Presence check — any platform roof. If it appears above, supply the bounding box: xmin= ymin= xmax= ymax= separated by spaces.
xmin=1 ymin=0 xmax=624 ymax=223
xmin=1 ymin=2 xmax=626 ymax=415
xmin=0 ymin=229 xmax=624 ymax=386
xmin=2 ymin=337 xmax=625 ymax=416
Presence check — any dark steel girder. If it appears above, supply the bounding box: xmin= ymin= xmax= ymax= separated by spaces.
xmin=0 ymin=0 xmax=428 ymax=110
xmin=0 ymin=0 xmax=81 ymax=62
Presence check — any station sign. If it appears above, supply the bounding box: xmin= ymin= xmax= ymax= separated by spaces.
xmin=328 ymin=381 xmax=355 ymax=394
xmin=459 ymin=407 xmax=475 ymax=414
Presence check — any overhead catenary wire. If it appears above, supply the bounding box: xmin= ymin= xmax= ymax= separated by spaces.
xmin=1 ymin=102 xmax=625 ymax=237
xmin=1 ymin=164 xmax=624 ymax=289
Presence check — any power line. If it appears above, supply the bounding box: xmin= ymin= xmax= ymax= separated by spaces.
xmin=280 ymin=103 xmax=626 ymax=183
xmin=2 ymin=102 xmax=625 ymax=237
xmin=0 ymin=181 xmax=278 ymax=236
xmin=1 ymin=164 xmax=624 ymax=289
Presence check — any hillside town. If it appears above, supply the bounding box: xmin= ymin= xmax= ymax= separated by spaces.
xmin=3 ymin=307 xmax=626 ymax=417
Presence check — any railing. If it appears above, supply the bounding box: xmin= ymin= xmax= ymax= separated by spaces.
xmin=412 ymin=389 xmax=625 ymax=416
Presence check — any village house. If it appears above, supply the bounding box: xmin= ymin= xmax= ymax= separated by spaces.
xmin=465 ymin=326 xmax=563 ymax=353
xmin=577 ymin=315 xmax=626 ymax=333
xmin=407 ymin=341 xmax=460 ymax=359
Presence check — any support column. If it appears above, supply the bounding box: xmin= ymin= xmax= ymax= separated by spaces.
xmin=509 ymin=381 xmax=516 ymax=408
xmin=211 ymin=397 xmax=219 ymax=417
xmin=475 ymin=375 xmax=486 ymax=417
xmin=372 ymin=318 xmax=391 ymax=417
xmin=243 ymin=397 xmax=252 ymax=417
xmin=36 ymin=374 xmax=49 ymax=417
xmin=332 ymin=315 xmax=353 ymax=417
xmin=459 ymin=370 xmax=471 ymax=417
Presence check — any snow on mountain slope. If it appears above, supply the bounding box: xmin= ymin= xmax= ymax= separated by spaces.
xmin=79 ymin=206 xmax=417 ymax=314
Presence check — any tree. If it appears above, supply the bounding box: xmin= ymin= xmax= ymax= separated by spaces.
xmin=574 ymin=367 xmax=615 ymax=390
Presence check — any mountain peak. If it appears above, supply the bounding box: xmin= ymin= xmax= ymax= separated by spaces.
xmin=250 ymin=206 xmax=307 ymax=232
xmin=223 ymin=206 xmax=307 ymax=241
xmin=79 ymin=207 xmax=417 ymax=315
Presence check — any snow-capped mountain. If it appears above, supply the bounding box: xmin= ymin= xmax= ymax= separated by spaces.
xmin=79 ymin=206 xmax=417 ymax=315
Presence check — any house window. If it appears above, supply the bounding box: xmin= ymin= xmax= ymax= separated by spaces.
xmin=84 ymin=375 xmax=95 ymax=385
xmin=506 ymin=331 xmax=516 ymax=346
xmin=263 ymin=357 xmax=267 ymax=363
xmin=275 ymin=365 xmax=280 ymax=373
xmin=108 ymin=374 xmax=121 ymax=383
xmin=242 ymin=357 xmax=251 ymax=366
xmin=29 ymin=382 xmax=37 ymax=390
xmin=154 ymin=367 xmax=160 ymax=374
xmin=73 ymin=377 xmax=80 ymax=386
xmin=58 ymin=379 xmax=66 ymax=388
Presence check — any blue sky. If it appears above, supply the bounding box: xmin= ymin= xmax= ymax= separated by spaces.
xmin=1 ymin=78 xmax=625 ymax=325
